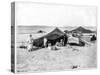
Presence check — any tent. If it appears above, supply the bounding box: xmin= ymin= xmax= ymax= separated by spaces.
xmin=70 ymin=26 xmax=93 ymax=33
xmin=33 ymin=27 xmax=68 ymax=47
xmin=64 ymin=30 xmax=69 ymax=33
xmin=37 ymin=30 xmax=45 ymax=33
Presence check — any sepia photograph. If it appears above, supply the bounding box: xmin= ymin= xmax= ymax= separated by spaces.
xmin=11 ymin=2 xmax=97 ymax=73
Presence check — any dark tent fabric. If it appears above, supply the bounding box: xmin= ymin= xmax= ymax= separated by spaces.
xmin=33 ymin=28 xmax=67 ymax=47
xmin=70 ymin=26 xmax=93 ymax=33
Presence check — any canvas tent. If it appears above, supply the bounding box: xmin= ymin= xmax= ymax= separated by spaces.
xmin=37 ymin=30 xmax=45 ymax=33
xmin=70 ymin=26 xmax=93 ymax=33
xmin=64 ymin=30 xmax=69 ymax=33
xmin=33 ymin=27 xmax=67 ymax=47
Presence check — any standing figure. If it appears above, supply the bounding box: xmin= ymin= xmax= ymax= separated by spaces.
xmin=63 ymin=34 xmax=68 ymax=46
xmin=77 ymin=32 xmax=85 ymax=46
xmin=27 ymin=34 xmax=34 ymax=51
xmin=43 ymin=38 xmax=47 ymax=47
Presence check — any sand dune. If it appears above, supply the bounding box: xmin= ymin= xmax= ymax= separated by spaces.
xmin=16 ymin=42 xmax=96 ymax=72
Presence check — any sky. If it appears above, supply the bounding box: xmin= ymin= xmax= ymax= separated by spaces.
xmin=15 ymin=2 xmax=97 ymax=27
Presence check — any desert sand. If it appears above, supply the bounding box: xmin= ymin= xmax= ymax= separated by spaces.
xmin=16 ymin=41 xmax=97 ymax=72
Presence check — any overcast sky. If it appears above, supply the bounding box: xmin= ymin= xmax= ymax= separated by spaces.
xmin=15 ymin=2 xmax=97 ymax=27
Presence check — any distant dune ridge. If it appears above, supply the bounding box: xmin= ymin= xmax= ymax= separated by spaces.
xmin=16 ymin=25 xmax=96 ymax=34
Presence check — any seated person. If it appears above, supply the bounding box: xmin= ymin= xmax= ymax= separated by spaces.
xmin=90 ymin=34 xmax=96 ymax=41
xmin=56 ymin=41 xmax=60 ymax=46
xmin=48 ymin=43 xmax=59 ymax=50
xmin=51 ymin=46 xmax=59 ymax=50
xmin=48 ymin=43 xmax=52 ymax=50
xmin=60 ymin=39 xmax=64 ymax=46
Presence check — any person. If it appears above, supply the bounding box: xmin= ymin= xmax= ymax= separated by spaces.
xmin=77 ymin=32 xmax=85 ymax=46
xmin=43 ymin=38 xmax=47 ymax=47
xmin=48 ymin=43 xmax=52 ymax=50
xmin=27 ymin=34 xmax=34 ymax=51
xmin=60 ymin=39 xmax=64 ymax=46
xmin=63 ymin=34 xmax=68 ymax=46
xmin=90 ymin=34 xmax=96 ymax=41
xmin=56 ymin=41 xmax=60 ymax=46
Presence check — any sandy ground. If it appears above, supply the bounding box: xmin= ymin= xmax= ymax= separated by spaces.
xmin=16 ymin=41 xmax=97 ymax=73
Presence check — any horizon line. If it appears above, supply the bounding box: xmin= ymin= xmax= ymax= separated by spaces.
xmin=16 ymin=25 xmax=96 ymax=27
